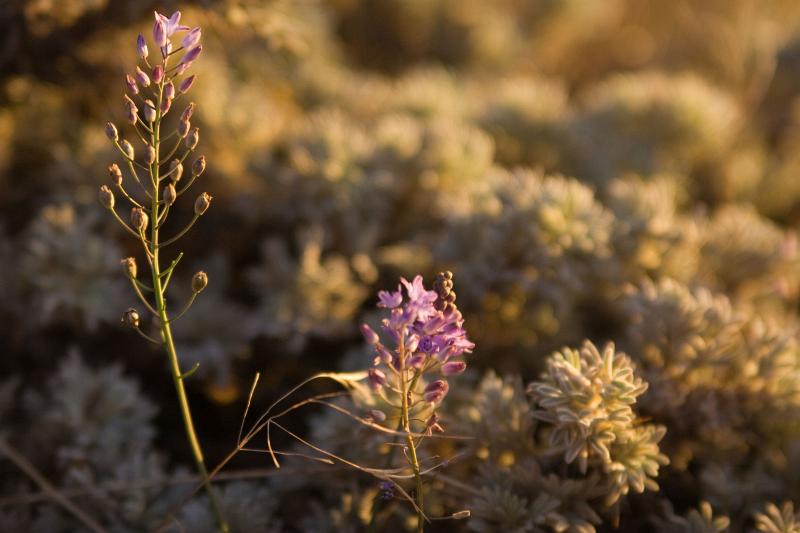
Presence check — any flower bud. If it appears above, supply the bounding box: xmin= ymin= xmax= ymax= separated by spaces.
xmin=182 ymin=27 xmax=201 ymax=49
xmin=180 ymin=102 xmax=196 ymax=122
xmin=152 ymin=64 xmax=164 ymax=84
xmin=164 ymin=81 xmax=175 ymax=100
xmin=181 ymin=45 xmax=202 ymax=64
xmin=137 ymin=34 xmax=148 ymax=59
xmin=178 ymin=119 xmax=190 ymax=138
xmin=179 ymin=75 xmax=196 ymax=94
xmin=131 ymin=207 xmax=149 ymax=232
xmin=408 ymin=353 xmax=426 ymax=368
xmin=192 ymin=155 xmax=206 ymax=176
xmin=105 ymin=122 xmax=118 ymax=142
xmin=98 ymin=185 xmax=115 ymax=209
xmin=160 ymin=97 xmax=172 ymax=114
xmin=123 ymin=308 xmax=140 ymax=328
xmin=368 ymin=368 xmax=387 ymax=389
xmin=194 ymin=192 xmax=212 ymax=215
xmin=375 ymin=345 xmax=393 ymax=365
xmin=423 ymin=380 xmax=449 ymax=403
xmin=441 ymin=360 xmax=466 ymax=376
xmin=186 ymin=127 xmax=199 ymax=149
xmin=368 ymin=409 xmax=386 ymax=423
xmin=125 ymin=103 xmax=137 ymax=125
xmin=135 ymin=66 xmax=151 ymax=88
xmin=175 ymin=62 xmax=190 ymax=76
xmin=143 ymin=99 xmax=156 ymax=123
xmin=120 ymin=139 xmax=134 ymax=159
xmin=169 ymin=159 xmax=184 ymax=182
xmin=191 ymin=271 xmax=208 ymax=293
xmin=121 ymin=257 xmax=137 ymax=278
xmin=153 ymin=16 xmax=167 ymax=48
xmin=108 ymin=164 xmax=123 ymax=186
xmin=360 ymin=324 xmax=380 ymax=345
xmin=163 ymin=183 xmax=177 ymax=206
xmin=145 ymin=144 xmax=156 ymax=165
xmin=125 ymin=74 xmax=138 ymax=95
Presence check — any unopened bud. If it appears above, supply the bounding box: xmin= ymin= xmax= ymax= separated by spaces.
xmin=179 ymin=74 xmax=196 ymax=94
xmin=131 ymin=207 xmax=149 ymax=232
xmin=98 ymin=185 xmax=115 ymax=209
xmin=108 ymin=164 xmax=123 ymax=186
xmin=122 ymin=308 xmax=140 ymax=328
xmin=191 ymin=271 xmax=208 ymax=293
xmin=180 ymin=102 xmax=196 ymax=122
xmin=423 ymin=380 xmax=449 ymax=403
xmin=135 ymin=66 xmax=151 ymax=88
xmin=181 ymin=45 xmax=202 ymax=65
xmin=137 ymin=34 xmax=148 ymax=59
xmin=360 ymin=324 xmax=380 ymax=345
xmin=170 ymin=159 xmax=183 ymax=182
xmin=186 ymin=127 xmax=199 ymax=149
xmin=192 ymin=155 xmax=206 ymax=176
xmin=143 ymin=99 xmax=156 ymax=123
xmin=160 ymin=97 xmax=172 ymax=114
xmin=441 ymin=360 xmax=466 ymax=376
xmin=152 ymin=64 xmax=164 ymax=84
xmin=182 ymin=27 xmax=201 ymax=49
xmin=178 ymin=119 xmax=190 ymax=138
xmin=194 ymin=192 xmax=212 ymax=215
xmin=163 ymin=183 xmax=177 ymax=206
xmin=120 ymin=139 xmax=134 ymax=159
xmin=105 ymin=122 xmax=118 ymax=142
xmin=145 ymin=144 xmax=156 ymax=165
xmin=368 ymin=409 xmax=386 ymax=423
xmin=368 ymin=368 xmax=387 ymax=389
xmin=123 ymin=95 xmax=137 ymax=124
xmin=125 ymin=74 xmax=138 ymax=95
xmin=121 ymin=257 xmax=137 ymax=278
xmin=164 ymin=81 xmax=175 ymax=100
xmin=175 ymin=62 xmax=190 ymax=76
xmin=153 ymin=17 xmax=167 ymax=48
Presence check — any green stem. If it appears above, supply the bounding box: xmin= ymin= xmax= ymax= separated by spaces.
xmin=399 ymin=342 xmax=425 ymax=532
xmin=148 ymin=78 xmax=229 ymax=533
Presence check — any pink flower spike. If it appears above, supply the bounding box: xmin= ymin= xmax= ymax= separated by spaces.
xmin=178 ymin=75 xmax=196 ymax=94
xmin=182 ymin=27 xmax=201 ymax=49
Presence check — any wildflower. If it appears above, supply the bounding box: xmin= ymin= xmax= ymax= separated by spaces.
xmin=164 ymin=81 xmax=175 ymax=100
xmin=181 ymin=45 xmax=202 ymax=65
xmin=423 ymin=380 xmax=449 ymax=403
xmin=368 ymin=367 xmax=387 ymax=389
xmin=152 ymin=65 xmax=164 ymax=84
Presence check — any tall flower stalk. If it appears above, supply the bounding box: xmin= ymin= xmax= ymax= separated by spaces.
xmin=361 ymin=272 xmax=474 ymax=531
xmin=100 ymin=11 xmax=228 ymax=532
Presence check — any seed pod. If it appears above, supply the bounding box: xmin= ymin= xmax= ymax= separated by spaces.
xmin=178 ymin=119 xmax=190 ymax=138
xmin=179 ymin=75 xmax=196 ymax=93
xmin=441 ymin=360 xmax=466 ymax=376
xmin=368 ymin=409 xmax=386 ymax=422
xmin=152 ymin=64 xmax=164 ymax=84
xmin=105 ymin=122 xmax=118 ymax=142
xmin=131 ymin=207 xmax=149 ymax=232
xmin=164 ymin=81 xmax=175 ymax=100
xmin=185 ymin=127 xmax=199 ymax=149
xmin=143 ymin=99 xmax=156 ymax=122
xmin=135 ymin=66 xmax=151 ymax=88
xmin=122 ymin=308 xmax=140 ymax=328
xmin=125 ymin=74 xmax=139 ymax=95
xmin=108 ymin=164 xmax=123 ymax=186
xmin=169 ymin=159 xmax=183 ymax=182
xmin=180 ymin=102 xmax=196 ymax=122
xmin=145 ymin=144 xmax=156 ymax=165
xmin=191 ymin=271 xmax=208 ymax=293
xmin=163 ymin=183 xmax=177 ymax=206
xmin=191 ymin=155 xmax=206 ymax=176
xmin=120 ymin=139 xmax=134 ymax=159
xmin=98 ymin=185 xmax=115 ymax=209
xmin=125 ymin=104 xmax=137 ymax=125
xmin=194 ymin=192 xmax=212 ymax=215
xmin=121 ymin=257 xmax=137 ymax=278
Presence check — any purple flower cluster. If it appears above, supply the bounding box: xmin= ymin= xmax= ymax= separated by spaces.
xmin=361 ymin=272 xmax=474 ymax=413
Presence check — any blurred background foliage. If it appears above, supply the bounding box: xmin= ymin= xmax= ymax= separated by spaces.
xmin=4 ymin=0 xmax=800 ymax=531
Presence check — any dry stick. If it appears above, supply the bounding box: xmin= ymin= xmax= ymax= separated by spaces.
xmin=0 ymin=438 xmax=106 ymax=533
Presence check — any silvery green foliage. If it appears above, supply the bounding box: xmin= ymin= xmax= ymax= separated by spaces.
xmin=571 ymin=71 xmax=740 ymax=188
xmin=755 ymin=502 xmax=800 ymax=533
xmin=174 ymin=481 xmax=281 ymax=533
xmin=18 ymin=203 xmax=127 ymax=331
xmin=16 ymin=351 xmax=167 ymax=531
xmin=247 ymin=230 xmax=374 ymax=352
xmin=468 ymin=461 xmax=603 ymax=533
xmin=440 ymin=169 xmax=614 ymax=361
xmin=528 ymin=341 xmax=668 ymax=504
xmin=654 ymin=501 xmax=730 ymax=533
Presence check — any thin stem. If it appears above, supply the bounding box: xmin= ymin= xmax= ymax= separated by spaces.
xmin=167 ymin=293 xmax=197 ymax=323
xmin=159 ymin=214 xmax=199 ymax=247
xmin=125 ymin=160 xmax=153 ymax=199
xmin=115 ymin=183 xmax=144 ymax=209
xmin=148 ymin=76 xmax=229 ymax=533
xmin=107 ymin=205 xmax=141 ymax=239
xmin=399 ymin=341 xmax=425 ymax=532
